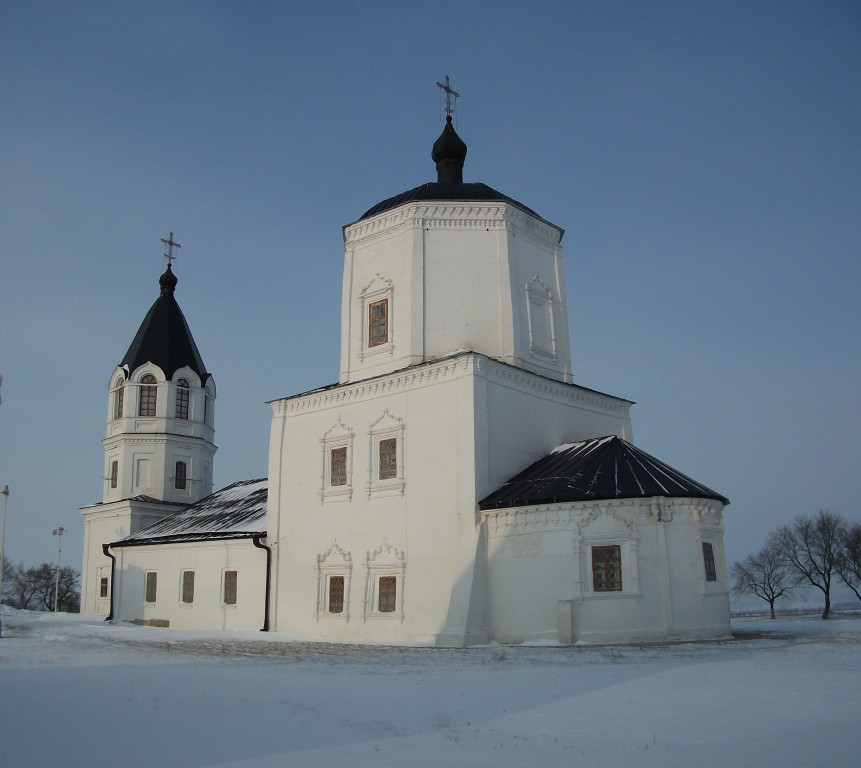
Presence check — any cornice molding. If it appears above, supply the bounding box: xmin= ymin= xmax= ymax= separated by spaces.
xmin=476 ymin=357 xmax=631 ymax=415
xmin=271 ymin=355 xmax=474 ymax=416
xmin=483 ymin=497 xmax=725 ymax=536
xmin=344 ymin=202 xmax=561 ymax=250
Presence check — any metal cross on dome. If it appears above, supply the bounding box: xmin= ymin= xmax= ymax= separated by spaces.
xmin=160 ymin=232 xmax=181 ymax=266
xmin=436 ymin=74 xmax=460 ymax=118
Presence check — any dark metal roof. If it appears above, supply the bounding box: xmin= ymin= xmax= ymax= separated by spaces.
xmin=479 ymin=436 xmax=729 ymax=510
xmin=120 ymin=265 xmax=210 ymax=382
xmin=356 ymin=182 xmax=561 ymax=234
xmin=112 ymin=479 xmax=267 ymax=547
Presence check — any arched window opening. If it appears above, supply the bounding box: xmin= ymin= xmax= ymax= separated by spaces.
xmin=175 ymin=378 xmax=190 ymax=419
xmin=139 ymin=375 xmax=157 ymax=417
xmin=112 ymin=379 xmax=124 ymax=420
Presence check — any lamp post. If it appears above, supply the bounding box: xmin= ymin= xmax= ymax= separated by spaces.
xmin=0 ymin=485 xmax=8 ymax=637
xmin=52 ymin=526 xmax=65 ymax=613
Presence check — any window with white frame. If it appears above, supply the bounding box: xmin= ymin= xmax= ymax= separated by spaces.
xmin=364 ymin=541 xmax=405 ymax=620
xmin=110 ymin=460 xmax=118 ymax=489
xmin=367 ymin=410 xmax=405 ymax=496
xmin=112 ymin=377 xmax=124 ymax=420
xmin=181 ymin=570 xmax=195 ymax=604
xmin=317 ymin=542 xmax=352 ymax=619
xmin=591 ymin=545 xmax=623 ymax=592
xmin=320 ymin=419 xmax=354 ymax=501
xmin=144 ymin=571 xmax=157 ymax=603
xmin=175 ymin=378 xmax=190 ymax=419
xmin=139 ymin=374 xmax=157 ymax=417
xmin=702 ymin=542 xmax=717 ymax=582
xmin=328 ymin=576 xmax=345 ymax=614
xmin=174 ymin=461 xmax=187 ymax=490
xmin=223 ymin=570 xmax=238 ymax=605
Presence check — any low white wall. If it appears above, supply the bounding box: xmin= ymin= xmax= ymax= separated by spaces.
xmin=112 ymin=539 xmax=267 ymax=631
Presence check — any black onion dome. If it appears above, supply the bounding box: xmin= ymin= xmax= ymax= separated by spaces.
xmin=158 ymin=263 xmax=178 ymax=294
xmin=120 ymin=266 xmax=210 ymax=382
xmin=431 ymin=115 xmax=468 ymax=184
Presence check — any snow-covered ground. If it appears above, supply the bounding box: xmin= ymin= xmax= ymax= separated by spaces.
xmin=1 ymin=610 xmax=859 ymax=768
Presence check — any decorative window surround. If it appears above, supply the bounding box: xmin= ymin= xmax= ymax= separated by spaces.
xmin=317 ymin=542 xmax=352 ymax=620
xmin=358 ymin=274 xmax=394 ymax=361
xmin=524 ymin=275 xmax=557 ymax=363
xmin=367 ymin=410 xmax=405 ymax=497
xmin=577 ymin=514 xmax=641 ymax=602
xmin=363 ymin=541 xmax=405 ymax=621
xmin=320 ymin=418 xmax=354 ymax=502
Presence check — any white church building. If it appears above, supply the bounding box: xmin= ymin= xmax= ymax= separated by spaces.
xmin=81 ymin=109 xmax=731 ymax=646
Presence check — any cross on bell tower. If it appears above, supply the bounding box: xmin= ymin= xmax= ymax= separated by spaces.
xmin=160 ymin=232 xmax=181 ymax=267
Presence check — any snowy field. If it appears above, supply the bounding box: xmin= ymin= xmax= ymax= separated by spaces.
xmin=1 ymin=611 xmax=859 ymax=768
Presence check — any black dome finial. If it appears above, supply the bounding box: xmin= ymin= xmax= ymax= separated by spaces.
xmin=432 ymin=115 xmax=467 ymax=185
xmin=159 ymin=263 xmax=178 ymax=295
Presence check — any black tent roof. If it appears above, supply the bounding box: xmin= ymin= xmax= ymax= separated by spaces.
xmin=479 ymin=436 xmax=729 ymax=510
xmin=120 ymin=264 xmax=210 ymax=382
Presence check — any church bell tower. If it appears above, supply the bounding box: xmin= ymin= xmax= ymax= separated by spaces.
xmin=80 ymin=234 xmax=217 ymax=614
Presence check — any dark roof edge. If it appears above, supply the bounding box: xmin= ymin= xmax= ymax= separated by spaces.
xmin=110 ymin=530 xmax=265 ymax=548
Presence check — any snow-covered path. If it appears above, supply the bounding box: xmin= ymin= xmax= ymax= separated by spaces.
xmin=1 ymin=612 xmax=859 ymax=767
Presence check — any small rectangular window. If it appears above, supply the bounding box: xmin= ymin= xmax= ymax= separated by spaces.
xmin=99 ymin=576 xmax=109 ymax=598
xmin=145 ymin=571 xmax=157 ymax=603
xmin=702 ymin=542 xmax=717 ymax=582
xmin=592 ymin=545 xmax=623 ymax=592
xmin=379 ymin=438 xmax=397 ymax=480
xmin=378 ymin=576 xmax=397 ymax=613
xmin=223 ymin=570 xmax=237 ymax=605
xmin=110 ymin=460 xmax=118 ymax=489
xmin=175 ymin=461 xmax=187 ymax=490
xmin=368 ymin=298 xmax=388 ymax=347
xmin=328 ymin=576 xmax=345 ymax=614
xmin=114 ymin=387 xmax=124 ymax=420
xmin=330 ymin=447 xmax=347 ymax=487
xmin=181 ymin=570 xmax=195 ymax=604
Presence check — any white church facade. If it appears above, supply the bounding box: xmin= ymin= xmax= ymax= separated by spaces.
xmin=81 ymin=110 xmax=731 ymax=645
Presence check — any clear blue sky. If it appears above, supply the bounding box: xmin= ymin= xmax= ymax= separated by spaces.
xmin=1 ymin=1 xmax=859 ymax=579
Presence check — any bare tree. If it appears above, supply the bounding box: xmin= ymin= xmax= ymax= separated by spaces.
xmin=732 ymin=542 xmax=799 ymax=618
xmin=773 ymin=510 xmax=846 ymax=619
xmin=4 ymin=561 xmax=80 ymax=612
xmin=837 ymin=522 xmax=861 ymax=603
